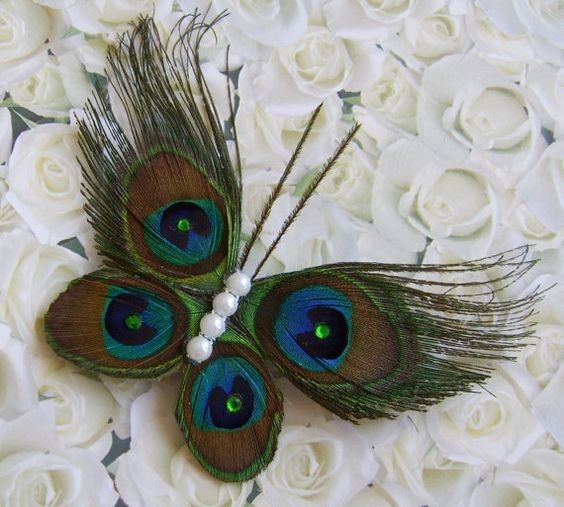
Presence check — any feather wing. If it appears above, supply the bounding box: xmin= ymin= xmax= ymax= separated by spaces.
xmin=176 ymin=328 xmax=283 ymax=481
xmin=238 ymin=248 xmax=541 ymax=419
xmin=45 ymin=270 xmax=205 ymax=377
xmin=78 ymin=15 xmax=240 ymax=291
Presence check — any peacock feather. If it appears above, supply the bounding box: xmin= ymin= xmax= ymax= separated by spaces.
xmin=44 ymin=12 xmax=543 ymax=482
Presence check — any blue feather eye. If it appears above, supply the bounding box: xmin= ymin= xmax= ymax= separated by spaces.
xmin=190 ymin=357 xmax=266 ymax=431
xmin=144 ymin=199 xmax=225 ymax=267
xmin=274 ymin=285 xmax=352 ymax=372
xmin=102 ymin=285 xmax=175 ymax=360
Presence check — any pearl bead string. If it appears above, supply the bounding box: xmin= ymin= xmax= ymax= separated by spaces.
xmin=185 ymin=270 xmax=251 ymax=363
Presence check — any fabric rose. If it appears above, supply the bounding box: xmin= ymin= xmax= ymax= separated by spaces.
xmin=358 ymin=412 xmax=479 ymax=506
xmin=526 ymin=62 xmax=564 ymax=138
xmin=115 ymin=378 xmax=253 ymax=507
xmin=517 ymin=276 xmax=564 ymax=388
xmin=511 ymin=0 xmax=564 ymax=64
xmin=33 ymin=357 xmax=119 ymax=459
xmin=0 ymin=322 xmax=37 ymax=419
xmin=0 ymin=108 xmax=12 ymax=167
xmin=6 ymin=123 xmax=87 ymax=244
xmin=426 ymin=371 xmax=544 ymax=465
xmin=255 ymin=419 xmax=376 ymax=507
xmin=253 ymin=26 xmax=354 ymax=115
xmin=236 ymin=65 xmax=344 ymax=169
xmin=37 ymin=0 xmax=174 ymax=34
xmin=210 ymin=0 xmax=307 ymax=54
xmin=508 ymin=140 xmax=564 ymax=249
xmin=467 ymin=449 xmax=564 ymax=506
xmin=264 ymin=195 xmax=362 ymax=272
xmin=359 ymin=55 xmax=419 ymax=134
xmin=317 ymin=143 xmax=375 ymax=221
xmin=0 ymin=230 xmax=91 ymax=351
xmin=0 ymin=0 xmax=59 ymax=87
xmin=418 ymin=53 xmax=545 ymax=181
xmin=0 ymin=402 xmax=118 ymax=506
xmin=372 ymin=138 xmax=497 ymax=258
xmin=386 ymin=9 xmax=469 ymax=73
xmin=324 ymin=0 xmax=445 ymax=41
xmin=7 ymin=52 xmax=91 ymax=118
xmin=465 ymin=3 xmax=535 ymax=62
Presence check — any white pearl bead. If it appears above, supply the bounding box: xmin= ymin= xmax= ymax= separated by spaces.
xmin=213 ymin=290 xmax=239 ymax=317
xmin=199 ymin=311 xmax=226 ymax=339
xmin=226 ymin=271 xmax=251 ymax=297
xmin=186 ymin=335 xmax=213 ymax=363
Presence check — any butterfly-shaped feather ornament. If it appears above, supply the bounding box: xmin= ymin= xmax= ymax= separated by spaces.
xmin=45 ymin=13 xmax=541 ymax=482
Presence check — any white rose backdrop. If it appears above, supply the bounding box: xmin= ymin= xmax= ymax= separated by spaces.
xmin=0 ymin=1 xmax=562 ymax=506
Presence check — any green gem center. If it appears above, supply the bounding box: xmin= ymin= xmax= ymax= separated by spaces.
xmin=124 ymin=313 xmax=143 ymax=331
xmin=176 ymin=218 xmax=192 ymax=232
xmin=226 ymin=394 xmax=243 ymax=413
xmin=314 ymin=323 xmax=331 ymax=340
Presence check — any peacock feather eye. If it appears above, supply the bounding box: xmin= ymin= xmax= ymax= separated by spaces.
xmin=272 ymin=285 xmax=353 ymax=372
xmin=190 ymin=357 xmax=266 ymax=432
xmin=144 ymin=199 xmax=224 ymax=267
xmin=103 ymin=285 xmax=175 ymax=359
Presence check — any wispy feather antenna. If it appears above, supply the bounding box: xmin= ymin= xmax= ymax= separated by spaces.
xmin=251 ymin=123 xmax=361 ymax=280
xmin=239 ymin=104 xmax=323 ymax=269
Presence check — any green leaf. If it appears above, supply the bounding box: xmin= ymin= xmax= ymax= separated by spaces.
xmin=58 ymin=237 xmax=88 ymax=259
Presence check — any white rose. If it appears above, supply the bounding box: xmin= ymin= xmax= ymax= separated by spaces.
xmin=116 ymin=378 xmax=253 ymax=507
xmin=360 ymin=56 xmax=419 ymax=134
xmin=324 ymin=0 xmax=444 ymax=41
xmin=38 ymin=0 xmax=174 ymax=34
xmin=6 ymin=123 xmax=87 ymax=244
xmin=401 ymin=11 xmax=467 ymax=60
xmin=426 ymin=371 xmax=544 ymax=465
xmin=465 ymin=3 xmax=535 ymax=62
xmin=33 ymin=357 xmax=118 ymax=459
xmin=385 ymin=10 xmax=469 ymax=73
xmin=531 ymin=362 xmax=564 ymax=448
xmin=211 ymin=0 xmax=307 ymax=50
xmin=241 ymin=168 xmax=294 ymax=237
xmin=0 ymin=230 xmax=91 ymax=351
xmin=508 ymin=202 xmax=564 ymax=250
xmin=516 ymin=276 xmax=564 ymax=385
xmin=0 ymin=402 xmax=118 ymax=506
xmin=358 ymin=412 xmax=479 ymax=506
xmin=468 ymin=448 xmax=564 ymax=506
xmin=317 ymin=143 xmax=375 ymax=221
xmin=276 ymin=378 xmax=331 ymax=427
xmin=418 ymin=53 xmax=545 ymax=180
xmin=8 ymin=53 xmax=91 ymax=117
xmin=526 ymin=63 xmax=564 ymax=138
xmin=254 ymin=26 xmax=353 ymax=115
xmin=0 ymin=322 xmax=37 ymax=419
xmin=237 ymin=64 xmax=345 ymax=169
xmin=372 ymin=138 xmax=497 ymax=258
xmin=99 ymin=375 xmax=151 ymax=438
xmin=0 ymin=107 xmax=11 ymax=166
xmin=509 ymin=141 xmax=564 ymax=249
xmin=264 ymin=195 xmax=362 ymax=272
xmin=256 ymin=420 xmax=376 ymax=507
xmin=0 ymin=110 xmax=19 ymax=233
xmin=512 ymin=0 xmax=564 ymax=64
xmin=0 ymin=0 xmax=56 ymax=87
